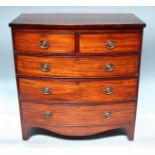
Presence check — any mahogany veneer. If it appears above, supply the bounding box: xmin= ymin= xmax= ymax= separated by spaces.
xmin=9 ymin=13 xmax=146 ymax=141
xmin=14 ymin=30 xmax=75 ymax=53
xmin=18 ymin=78 xmax=137 ymax=104
xmin=80 ymin=32 xmax=141 ymax=53
xmin=16 ymin=54 xmax=139 ymax=78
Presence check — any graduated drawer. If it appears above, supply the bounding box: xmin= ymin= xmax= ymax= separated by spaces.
xmin=21 ymin=102 xmax=135 ymax=127
xmin=13 ymin=30 xmax=75 ymax=54
xmin=18 ymin=78 xmax=137 ymax=103
xmin=80 ymin=32 xmax=141 ymax=53
xmin=16 ymin=54 xmax=139 ymax=78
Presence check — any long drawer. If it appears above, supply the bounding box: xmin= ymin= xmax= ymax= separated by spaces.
xmin=18 ymin=78 xmax=137 ymax=103
xmin=21 ymin=101 xmax=135 ymax=127
xmin=16 ymin=54 xmax=139 ymax=78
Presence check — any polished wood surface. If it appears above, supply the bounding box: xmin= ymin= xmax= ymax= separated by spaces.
xmin=10 ymin=13 xmax=145 ymax=141
xmin=22 ymin=121 xmax=135 ymax=139
xmin=9 ymin=14 xmax=146 ymax=29
xmin=21 ymin=102 xmax=135 ymax=127
xmin=16 ymin=54 xmax=139 ymax=78
xmin=18 ymin=78 xmax=137 ymax=103
xmin=80 ymin=32 xmax=141 ymax=53
xmin=13 ymin=30 xmax=75 ymax=53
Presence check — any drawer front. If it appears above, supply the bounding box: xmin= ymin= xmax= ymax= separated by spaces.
xmin=18 ymin=78 xmax=137 ymax=103
xmin=21 ymin=102 xmax=135 ymax=126
xmin=16 ymin=55 xmax=139 ymax=78
xmin=80 ymin=32 xmax=141 ymax=53
xmin=13 ymin=30 xmax=75 ymax=53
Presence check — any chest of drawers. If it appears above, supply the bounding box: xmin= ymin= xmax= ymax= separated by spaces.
xmin=9 ymin=14 xmax=145 ymax=141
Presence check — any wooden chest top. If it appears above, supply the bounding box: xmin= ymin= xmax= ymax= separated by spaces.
xmin=9 ymin=13 xmax=145 ymax=29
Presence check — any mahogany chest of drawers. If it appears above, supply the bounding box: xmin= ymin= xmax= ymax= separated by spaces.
xmin=9 ymin=14 xmax=146 ymax=141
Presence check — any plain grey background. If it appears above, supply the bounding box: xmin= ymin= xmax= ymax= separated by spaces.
xmin=0 ymin=6 xmax=154 ymax=116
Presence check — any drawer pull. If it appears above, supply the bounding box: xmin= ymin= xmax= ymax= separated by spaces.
xmin=104 ymin=111 xmax=112 ymax=118
xmin=40 ymin=64 xmax=50 ymax=72
xmin=104 ymin=87 xmax=113 ymax=95
xmin=104 ymin=63 xmax=114 ymax=72
xmin=43 ymin=111 xmax=52 ymax=118
xmin=40 ymin=40 xmax=49 ymax=49
xmin=42 ymin=87 xmax=52 ymax=95
xmin=105 ymin=40 xmax=116 ymax=50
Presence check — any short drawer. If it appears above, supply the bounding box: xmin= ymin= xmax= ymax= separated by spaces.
xmin=18 ymin=78 xmax=137 ymax=103
xmin=16 ymin=54 xmax=139 ymax=78
xmin=13 ymin=30 xmax=75 ymax=54
xmin=80 ymin=32 xmax=141 ymax=53
xmin=21 ymin=102 xmax=135 ymax=127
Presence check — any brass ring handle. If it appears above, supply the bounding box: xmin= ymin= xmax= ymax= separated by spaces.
xmin=43 ymin=111 xmax=52 ymax=118
xmin=40 ymin=40 xmax=49 ymax=49
xmin=104 ymin=87 xmax=113 ymax=95
xmin=105 ymin=40 xmax=116 ymax=50
xmin=104 ymin=111 xmax=112 ymax=118
xmin=40 ymin=64 xmax=50 ymax=72
xmin=104 ymin=63 xmax=114 ymax=72
xmin=42 ymin=87 xmax=52 ymax=95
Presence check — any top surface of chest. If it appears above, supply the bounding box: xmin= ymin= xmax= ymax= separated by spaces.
xmin=9 ymin=13 xmax=145 ymax=29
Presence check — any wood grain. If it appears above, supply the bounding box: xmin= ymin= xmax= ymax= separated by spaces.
xmin=18 ymin=78 xmax=137 ymax=103
xmin=9 ymin=13 xmax=146 ymax=29
xmin=80 ymin=32 xmax=141 ymax=53
xmin=16 ymin=54 xmax=139 ymax=78
xmin=13 ymin=30 xmax=75 ymax=53
xmin=22 ymin=121 xmax=134 ymax=140
xmin=21 ymin=101 xmax=135 ymax=127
